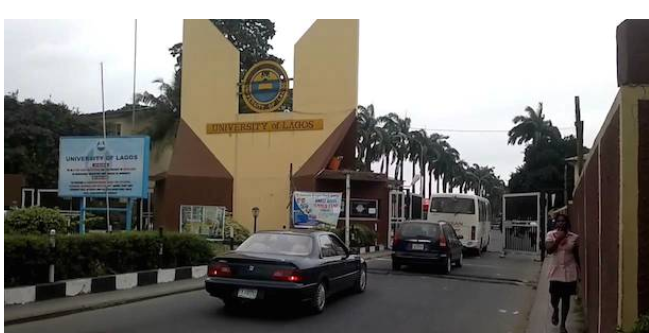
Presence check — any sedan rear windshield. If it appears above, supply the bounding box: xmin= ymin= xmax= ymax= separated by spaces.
xmin=398 ymin=223 xmax=441 ymax=239
xmin=236 ymin=233 xmax=313 ymax=256
xmin=430 ymin=197 xmax=476 ymax=214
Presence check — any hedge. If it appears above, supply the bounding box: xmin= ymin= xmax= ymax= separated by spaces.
xmin=5 ymin=232 xmax=213 ymax=287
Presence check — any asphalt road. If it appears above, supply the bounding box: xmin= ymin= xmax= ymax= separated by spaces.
xmin=6 ymin=250 xmax=540 ymax=333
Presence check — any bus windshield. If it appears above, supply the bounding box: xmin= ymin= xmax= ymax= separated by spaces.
xmin=429 ymin=197 xmax=476 ymax=215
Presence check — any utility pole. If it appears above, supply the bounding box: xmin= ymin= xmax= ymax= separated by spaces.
xmin=563 ymin=164 xmax=568 ymax=206
xmin=575 ymin=96 xmax=584 ymax=176
xmin=345 ymin=173 xmax=351 ymax=246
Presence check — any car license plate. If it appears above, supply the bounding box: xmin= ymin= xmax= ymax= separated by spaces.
xmin=411 ymin=243 xmax=425 ymax=251
xmin=237 ymin=288 xmax=258 ymax=299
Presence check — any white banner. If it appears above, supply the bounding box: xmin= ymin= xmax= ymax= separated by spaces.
xmin=292 ymin=191 xmax=342 ymax=228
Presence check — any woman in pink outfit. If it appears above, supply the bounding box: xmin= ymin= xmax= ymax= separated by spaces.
xmin=545 ymin=214 xmax=580 ymax=333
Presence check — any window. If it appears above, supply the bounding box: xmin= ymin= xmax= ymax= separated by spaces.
xmin=319 ymin=235 xmax=338 ymax=257
xmin=237 ymin=233 xmax=313 ymax=256
xmin=398 ymin=223 xmax=441 ymax=240
xmin=429 ymin=197 xmax=476 ymax=214
xmin=443 ymin=225 xmax=458 ymax=242
xmin=328 ymin=235 xmax=347 ymax=256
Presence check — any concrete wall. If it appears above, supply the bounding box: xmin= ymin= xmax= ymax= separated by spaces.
xmin=570 ymin=86 xmax=648 ymax=332
xmin=177 ymin=19 xmax=359 ymax=232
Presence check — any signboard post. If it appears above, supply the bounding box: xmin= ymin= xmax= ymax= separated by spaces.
xmin=292 ymin=191 xmax=343 ymax=228
xmin=58 ymin=136 xmax=150 ymax=233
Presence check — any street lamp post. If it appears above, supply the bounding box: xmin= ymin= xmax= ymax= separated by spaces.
xmin=252 ymin=207 xmax=260 ymax=233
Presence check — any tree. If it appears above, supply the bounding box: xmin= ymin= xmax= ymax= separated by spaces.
xmin=378 ymin=113 xmax=411 ymax=183
xmin=408 ymin=129 xmax=429 ymax=194
xmin=210 ymin=20 xmax=283 ymax=78
xmin=4 ymin=94 xmax=100 ymax=188
xmin=138 ymin=20 xmax=284 ymax=147
xmin=425 ymin=133 xmax=447 ymax=197
xmin=507 ymin=102 xmax=561 ymax=146
xmin=507 ymin=102 xmax=589 ymax=208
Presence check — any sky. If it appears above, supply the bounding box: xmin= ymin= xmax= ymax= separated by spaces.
xmin=3 ymin=18 xmax=625 ymax=184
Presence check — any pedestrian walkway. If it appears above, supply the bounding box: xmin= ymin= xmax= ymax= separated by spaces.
xmin=526 ymin=259 xmax=585 ymax=333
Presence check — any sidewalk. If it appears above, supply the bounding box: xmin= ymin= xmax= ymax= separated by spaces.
xmin=4 ymin=278 xmax=203 ymax=325
xmin=526 ymin=259 xmax=585 ymax=333
xmin=5 ymin=250 xmax=391 ymax=325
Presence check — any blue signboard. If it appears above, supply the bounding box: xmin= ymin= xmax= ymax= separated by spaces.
xmin=58 ymin=136 xmax=150 ymax=198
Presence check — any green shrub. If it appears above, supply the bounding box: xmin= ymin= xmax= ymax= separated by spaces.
xmin=224 ymin=218 xmax=251 ymax=243
xmin=331 ymin=223 xmax=377 ymax=247
xmin=618 ymin=313 xmax=649 ymax=333
xmin=4 ymin=232 xmax=213 ymax=287
xmin=5 ymin=207 xmax=71 ymax=235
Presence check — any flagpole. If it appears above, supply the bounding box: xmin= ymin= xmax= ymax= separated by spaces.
xmin=131 ymin=19 xmax=138 ymax=128
xmin=101 ymin=62 xmax=111 ymax=231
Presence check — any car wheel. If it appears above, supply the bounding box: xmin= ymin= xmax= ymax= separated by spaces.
xmin=455 ymin=252 xmax=463 ymax=267
xmin=309 ymin=282 xmax=327 ymax=314
xmin=442 ymin=256 xmax=452 ymax=274
xmin=354 ymin=265 xmax=367 ymax=293
xmin=392 ymin=260 xmax=401 ymax=271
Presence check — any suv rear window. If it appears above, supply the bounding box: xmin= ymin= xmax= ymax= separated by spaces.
xmin=397 ymin=223 xmax=441 ymax=239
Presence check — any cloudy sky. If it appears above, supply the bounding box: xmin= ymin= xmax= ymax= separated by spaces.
xmin=3 ymin=18 xmax=627 ymax=183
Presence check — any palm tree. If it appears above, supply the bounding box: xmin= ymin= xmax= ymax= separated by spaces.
xmin=425 ymin=133 xmax=447 ymax=197
xmin=136 ymin=76 xmax=181 ymax=155
xmin=432 ymin=144 xmax=459 ymax=193
xmin=466 ymin=164 xmax=496 ymax=196
xmin=450 ymin=160 xmax=469 ymax=193
xmin=408 ymin=129 xmax=429 ymax=194
xmin=356 ymin=105 xmax=381 ymax=171
xmin=507 ymin=102 xmax=561 ymax=146
xmin=378 ymin=113 xmax=411 ymax=183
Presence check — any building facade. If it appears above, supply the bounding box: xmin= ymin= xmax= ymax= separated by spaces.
xmin=152 ymin=19 xmax=393 ymax=244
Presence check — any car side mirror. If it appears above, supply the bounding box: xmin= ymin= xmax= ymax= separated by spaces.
xmin=350 ymin=248 xmax=360 ymax=255
xmin=457 ymin=234 xmax=464 ymax=240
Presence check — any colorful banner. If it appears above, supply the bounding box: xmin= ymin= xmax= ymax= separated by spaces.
xmin=292 ymin=191 xmax=343 ymax=228
xmin=58 ymin=136 xmax=150 ymax=198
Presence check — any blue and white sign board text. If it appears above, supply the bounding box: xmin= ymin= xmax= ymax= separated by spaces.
xmin=292 ymin=191 xmax=342 ymax=228
xmin=58 ymin=136 xmax=150 ymax=198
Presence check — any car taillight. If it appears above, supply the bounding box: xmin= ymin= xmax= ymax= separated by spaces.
xmin=392 ymin=233 xmax=400 ymax=248
xmin=272 ymin=269 xmax=303 ymax=283
xmin=208 ymin=262 xmax=232 ymax=278
xmin=471 ymin=226 xmax=476 ymax=240
xmin=439 ymin=232 xmax=447 ymax=248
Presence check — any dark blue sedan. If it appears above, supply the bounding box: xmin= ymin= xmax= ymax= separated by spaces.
xmin=205 ymin=229 xmax=367 ymax=314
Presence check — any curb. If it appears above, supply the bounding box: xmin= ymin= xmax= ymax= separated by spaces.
xmin=4 ymin=265 xmax=207 ymax=306
xmin=4 ymin=283 xmax=204 ymax=326
xmin=358 ymin=245 xmax=385 ymax=254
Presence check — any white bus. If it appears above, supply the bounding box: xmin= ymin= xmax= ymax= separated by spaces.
xmin=427 ymin=193 xmax=491 ymax=253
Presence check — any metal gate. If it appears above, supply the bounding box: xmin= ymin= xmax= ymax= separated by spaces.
xmin=387 ymin=190 xmax=406 ymax=248
xmin=502 ymin=192 xmax=541 ymax=255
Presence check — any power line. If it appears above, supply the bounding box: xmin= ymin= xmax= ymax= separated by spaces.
xmin=410 ymin=126 xmax=574 ymax=134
